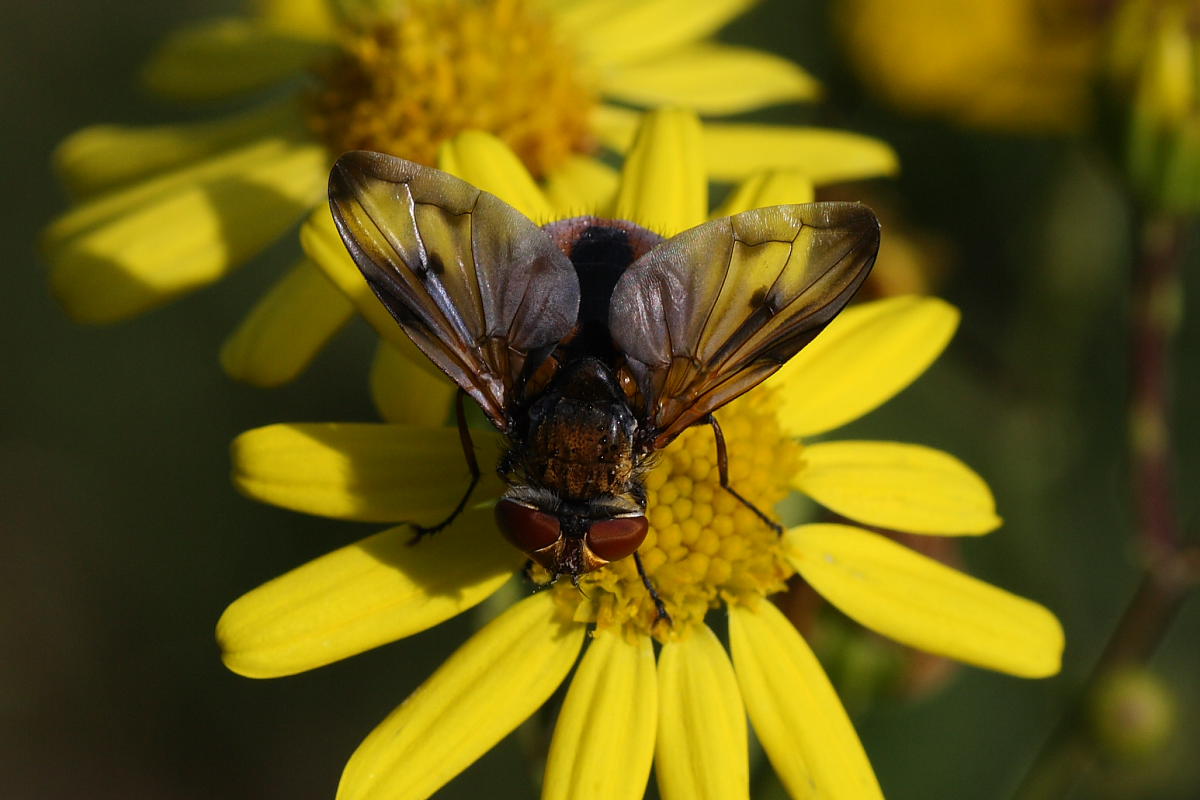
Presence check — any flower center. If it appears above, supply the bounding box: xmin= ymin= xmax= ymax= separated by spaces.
xmin=545 ymin=387 xmax=803 ymax=641
xmin=306 ymin=0 xmax=596 ymax=177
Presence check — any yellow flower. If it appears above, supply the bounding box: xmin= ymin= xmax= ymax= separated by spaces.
xmin=836 ymin=0 xmax=1103 ymax=132
xmin=1109 ymin=0 xmax=1200 ymax=212
xmin=220 ymin=110 xmax=1063 ymax=799
xmin=43 ymin=0 xmax=898 ymax=388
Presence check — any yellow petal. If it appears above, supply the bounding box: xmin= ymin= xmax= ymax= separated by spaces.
xmin=712 ymin=170 xmax=815 ymax=218
xmin=437 ymin=131 xmax=554 ymax=222
xmin=729 ymin=601 xmax=882 ymax=800
xmin=592 ymin=104 xmax=641 ymax=153
xmin=767 ymin=296 xmax=959 ymax=437
xmin=701 ymin=123 xmax=900 ymax=183
xmin=253 ymin=0 xmax=338 ymax=38
xmin=543 ymin=633 xmax=657 ymax=800
xmin=611 ymin=108 xmax=707 ymax=236
xmin=46 ymin=140 xmax=326 ymax=323
xmin=44 ymin=138 xmax=304 ymax=252
xmin=559 ymin=0 xmax=755 ymax=67
xmin=656 ymin=625 xmax=749 ymax=800
xmin=785 ymin=524 xmax=1065 ymax=678
xmin=300 ymin=205 xmax=446 ymax=380
xmin=370 ymin=342 xmax=456 ymax=426
xmin=796 ymin=441 xmax=1002 ymax=535
xmin=53 ymin=101 xmax=305 ymax=198
xmin=232 ymin=422 xmax=504 ymax=522
xmin=339 ymin=593 xmax=586 ymax=800
xmin=220 ymin=259 xmax=354 ymax=387
xmin=543 ymin=156 xmax=620 ymax=218
xmin=601 ymin=43 xmax=820 ymax=114
xmin=143 ymin=18 xmax=330 ymax=100
xmin=218 ymin=512 xmax=521 ymax=677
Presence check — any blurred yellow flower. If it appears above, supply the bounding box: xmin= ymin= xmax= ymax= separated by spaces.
xmin=43 ymin=0 xmax=899 ymax=388
xmin=837 ymin=0 xmax=1103 ymax=132
xmin=1109 ymin=0 xmax=1200 ymax=211
xmin=219 ymin=111 xmax=1063 ymax=800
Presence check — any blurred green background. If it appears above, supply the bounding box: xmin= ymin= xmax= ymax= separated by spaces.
xmin=2 ymin=1 xmax=1197 ymax=798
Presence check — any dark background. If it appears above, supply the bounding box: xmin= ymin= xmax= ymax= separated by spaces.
xmin=2 ymin=1 xmax=1197 ymax=798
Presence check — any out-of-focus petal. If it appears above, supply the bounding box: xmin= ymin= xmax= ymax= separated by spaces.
xmin=218 ymin=512 xmax=522 ymax=677
xmin=45 ymin=139 xmax=325 ymax=323
xmin=231 ymin=422 xmax=503 ymax=522
xmin=369 ymin=342 xmax=456 ymax=426
xmin=592 ymin=108 xmax=899 ymax=184
xmin=656 ymin=625 xmax=749 ymax=800
xmin=254 ymin=0 xmax=338 ymax=38
xmin=713 ymin=170 xmax=815 ymax=217
xmin=785 ymin=524 xmax=1065 ymax=678
xmin=143 ymin=18 xmax=330 ymax=100
xmin=729 ymin=601 xmax=882 ymax=800
xmin=544 ymin=155 xmax=620 ymax=218
xmin=543 ymin=633 xmax=657 ymax=800
xmin=53 ymin=101 xmax=305 ymax=198
xmin=796 ymin=441 xmax=1002 ymax=535
xmin=602 ymin=43 xmax=820 ymax=114
xmin=558 ymin=0 xmax=755 ymax=68
xmin=767 ymin=296 xmax=959 ymax=437
xmin=437 ymin=131 xmax=554 ymax=222
xmin=338 ymin=593 xmax=586 ymax=800
xmin=592 ymin=104 xmax=641 ymax=152
xmin=700 ymin=123 xmax=900 ymax=183
xmin=611 ymin=108 xmax=706 ymax=236
xmin=220 ymin=259 xmax=354 ymax=387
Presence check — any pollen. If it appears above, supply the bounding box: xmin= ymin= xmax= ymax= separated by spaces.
xmin=306 ymin=0 xmax=596 ymax=177
xmin=547 ymin=386 xmax=803 ymax=642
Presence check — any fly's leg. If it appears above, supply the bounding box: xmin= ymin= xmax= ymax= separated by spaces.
xmin=633 ymin=550 xmax=672 ymax=628
xmin=703 ymin=413 xmax=783 ymax=536
xmin=409 ymin=389 xmax=480 ymax=543
xmin=569 ymin=574 xmax=592 ymax=601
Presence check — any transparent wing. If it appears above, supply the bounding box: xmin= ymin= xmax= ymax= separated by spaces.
xmin=328 ymin=151 xmax=580 ymax=431
xmin=610 ymin=202 xmax=880 ymax=448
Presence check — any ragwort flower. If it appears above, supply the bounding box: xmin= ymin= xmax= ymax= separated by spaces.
xmin=836 ymin=0 xmax=1104 ymax=132
xmin=220 ymin=110 xmax=1063 ymax=799
xmin=43 ymin=0 xmax=897 ymax=387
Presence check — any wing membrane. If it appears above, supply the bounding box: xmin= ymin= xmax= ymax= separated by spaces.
xmin=610 ymin=202 xmax=880 ymax=447
xmin=328 ymin=151 xmax=580 ymax=431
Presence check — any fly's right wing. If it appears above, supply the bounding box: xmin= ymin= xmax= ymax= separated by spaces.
xmin=328 ymin=151 xmax=580 ymax=431
xmin=610 ymin=202 xmax=880 ymax=448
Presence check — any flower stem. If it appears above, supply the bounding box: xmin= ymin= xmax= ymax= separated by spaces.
xmin=1014 ymin=213 xmax=1198 ymax=799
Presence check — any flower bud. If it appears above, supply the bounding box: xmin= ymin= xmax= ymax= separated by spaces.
xmin=1110 ymin=0 xmax=1200 ymax=211
xmin=1089 ymin=666 xmax=1176 ymax=760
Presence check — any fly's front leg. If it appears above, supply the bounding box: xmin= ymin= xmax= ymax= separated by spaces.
xmin=633 ymin=550 xmax=672 ymax=628
xmin=703 ymin=413 xmax=783 ymax=535
xmin=410 ymin=389 xmax=481 ymax=543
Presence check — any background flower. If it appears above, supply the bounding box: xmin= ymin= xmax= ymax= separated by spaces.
xmin=42 ymin=0 xmax=896 ymax=389
xmin=836 ymin=0 xmax=1104 ymax=132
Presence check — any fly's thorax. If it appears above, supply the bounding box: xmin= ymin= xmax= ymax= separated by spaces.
xmin=518 ymin=358 xmax=640 ymax=500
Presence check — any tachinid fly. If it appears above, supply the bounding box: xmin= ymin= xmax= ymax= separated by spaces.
xmin=328 ymin=150 xmax=880 ymax=618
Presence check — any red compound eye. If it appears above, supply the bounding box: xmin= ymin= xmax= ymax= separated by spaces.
xmin=495 ymin=499 xmax=561 ymax=553
xmin=586 ymin=515 xmax=649 ymax=563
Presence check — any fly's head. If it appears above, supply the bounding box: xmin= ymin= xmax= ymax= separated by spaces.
xmin=494 ymin=486 xmax=648 ymax=578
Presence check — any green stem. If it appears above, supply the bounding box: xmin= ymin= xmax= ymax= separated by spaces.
xmin=1013 ymin=214 xmax=1197 ymax=799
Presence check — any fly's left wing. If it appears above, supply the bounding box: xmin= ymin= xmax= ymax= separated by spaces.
xmin=610 ymin=202 xmax=880 ymax=449
xmin=329 ymin=151 xmax=580 ymax=432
